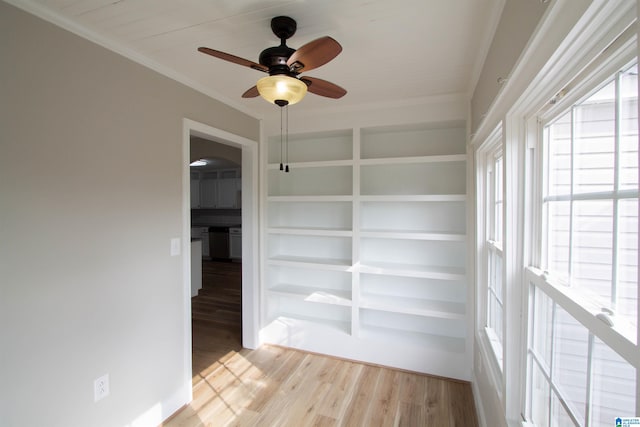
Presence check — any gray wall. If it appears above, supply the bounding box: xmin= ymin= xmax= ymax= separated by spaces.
xmin=0 ymin=2 xmax=258 ymax=426
xmin=471 ymin=0 xmax=548 ymax=132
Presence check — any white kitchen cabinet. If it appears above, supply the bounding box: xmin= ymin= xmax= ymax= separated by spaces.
xmin=217 ymin=170 xmax=240 ymax=208
xmin=190 ymin=171 xmax=200 ymax=209
xmin=199 ymin=172 xmax=217 ymax=208
xmin=262 ymin=122 xmax=469 ymax=379
xmin=190 ymin=168 xmax=240 ymax=209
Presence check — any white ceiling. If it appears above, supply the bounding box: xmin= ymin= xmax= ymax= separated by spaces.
xmin=14 ymin=0 xmax=504 ymax=119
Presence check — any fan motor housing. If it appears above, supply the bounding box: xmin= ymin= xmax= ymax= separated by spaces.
xmin=259 ymin=45 xmax=295 ymax=75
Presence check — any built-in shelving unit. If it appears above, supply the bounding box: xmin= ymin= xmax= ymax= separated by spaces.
xmin=262 ymin=121 xmax=469 ymax=379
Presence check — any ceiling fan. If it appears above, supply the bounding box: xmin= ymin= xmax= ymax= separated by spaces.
xmin=198 ymin=16 xmax=346 ymax=106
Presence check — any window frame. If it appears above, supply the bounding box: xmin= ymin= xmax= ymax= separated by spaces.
xmin=475 ymin=125 xmax=506 ymax=395
xmin=523 ymin=39 xmax=640 ymax=424
xmin=469 ymin=2 xmax=639 ymax=426
xmin=539 ymin=60 xmax=639 ymax=332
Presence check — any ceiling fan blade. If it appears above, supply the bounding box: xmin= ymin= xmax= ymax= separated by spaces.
xmin=242 ymin=86 xmax=259 ymax=98
xmin=287 ymin=37 xmax=342 ymax=73
xmin=198 ymin=47 xmax=268 ymax=73
xmin=300 ymin=77 xmax=346 ymax=99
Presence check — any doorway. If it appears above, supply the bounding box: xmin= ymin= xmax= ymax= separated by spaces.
xmin=181 ymin=119 xmax=259 ymax=399
xmin=190 ymin=138 xmax=243 ymax=379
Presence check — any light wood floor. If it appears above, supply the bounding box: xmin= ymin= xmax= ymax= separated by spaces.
xmin=164 ymin=261 xmax=478 ymax=426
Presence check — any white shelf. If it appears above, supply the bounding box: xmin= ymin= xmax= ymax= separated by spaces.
xmin=268 ymin=129 xmax=352 ymax=163
xmin=268 ymin=255 xmax=352 ymax=271
xmin=359 ymin=154 xmax=466 ymax=166
xmin=359 ymin=325 xmax=465 ymax=354
xmin=264 ymin=121 xmax=469 ymax=378
xmin=360 ymin=200 xmax=466 ymax=235
xmin=360 ymin=230 xmax=465 ymax=241
xmin=360 ymin=161 xmax=466 ymax=196
xmin=359 ymin=261 xmax=465 ymax=280
xmin=268 ymin=159 xmax=353 ymax=169
xmin=263 ymin=315 xmax=351 ymax=337
xmin=359 ymin=195 xmax=466 ymax=202
xmin=360 ymin=295 xmax=465 ymax=319
xmin=268 ymin=165 xmax=352 ymax=197
xmin=360 ymin=122 xmax=466 ymax=159
xmin=269 ymin=284 xmax=352 ymax=306
xmin=269 ymin=227 xmax=353 ymax=237
xmin=268 ymin=195 xmax=354 ymax=202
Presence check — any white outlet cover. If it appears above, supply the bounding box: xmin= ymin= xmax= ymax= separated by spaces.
xmin=94 ymin=374 xmax=109 ymax=402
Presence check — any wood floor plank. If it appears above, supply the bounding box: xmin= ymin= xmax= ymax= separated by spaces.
xmin=425 ymin=378 xmax=450 ymax=425
xmin=244 ymin=347 xmax=306 ymax=413
xmin=368 ymin=367 xmax=402 ymax=426
xmin=316 ymin=360 xmax=363 ymax=420
xmin=311 ymin=414 xmax=338 ymax=427
xmin=341 ymin=364 xmax=382 ymax=426
xmin=448 ymin=380 xmax=479 ymax=427
xmin=397 ymin=401 xmax=426 ymax=427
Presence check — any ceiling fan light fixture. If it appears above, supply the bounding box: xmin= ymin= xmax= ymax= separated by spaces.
xmin=257 ymin=75 xmax=307 ymax=105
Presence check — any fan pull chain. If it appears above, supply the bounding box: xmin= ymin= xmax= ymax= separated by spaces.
xmin=279 ymin=105 xmax=284 ymax=171
xmin=285 ymin=105 xmax=290 ymax=173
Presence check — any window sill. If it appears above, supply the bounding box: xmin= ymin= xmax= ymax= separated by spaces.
xmin=476 ymin=327 xmax=505 ymax=400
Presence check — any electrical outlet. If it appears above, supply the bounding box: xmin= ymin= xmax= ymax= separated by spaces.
xmin=94 ymin=374 xmax=109 ymax=402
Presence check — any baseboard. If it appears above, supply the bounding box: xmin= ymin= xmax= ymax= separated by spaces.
xmin=471 ymin=373 xmax=488 ymax=427
xmin=127 ymin=384 xmax=190 ymax=427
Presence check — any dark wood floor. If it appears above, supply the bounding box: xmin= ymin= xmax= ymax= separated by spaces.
xmin=191 ymin=260 xmax=243 ymax=383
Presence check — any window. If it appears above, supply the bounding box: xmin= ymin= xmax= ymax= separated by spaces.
xmin=527 ymin=282 xmax=637 ymax=426
xmin=543 ymin=62 xmax=638 ymax=336
xmin=526 ymin=60 xmax=639 ymax=426
xmin=477 ymin=128 xmax=505 ymax=375
xmin=488 ymin=150 xmax=505 ymax=368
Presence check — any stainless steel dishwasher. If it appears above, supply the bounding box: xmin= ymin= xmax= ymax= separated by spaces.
xmin=208 ymin=226 xmax=229 ymax=259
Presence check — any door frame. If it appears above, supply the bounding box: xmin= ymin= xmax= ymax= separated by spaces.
xmin=181 ymin=118 xmax=260 ymax=398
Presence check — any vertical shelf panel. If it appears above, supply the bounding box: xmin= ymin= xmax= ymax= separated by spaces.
xmin=360 ymin=162 xmax=466 ymax=196
xmin=268 ymin=166 xmax=353 ymax=196
xmin=361 ymin=122 xmax=466 ymax=159
xmin=360 ymin=238 xmax=466 ymax=271
xmin=267 ymin=265 xmax=352 ymax=305
xmin=359 ymin=309 xmax=466 ymax=353
xmin=268 ymin=201 xmax=352 ymax=231
xmin=268 ymin=234 xmax=352 ymax=266
xmin=267 ymin=295 xmax=352 ymax=334
xmin=361 ymin=201 xmax=466 ymax=234
xmin=360 ymin=274 xmax=466 ymax=319
xmin=361 ymin=274 xmax=466 ymax=304
xmin=268 ymin=130 xmax=353 ymax=163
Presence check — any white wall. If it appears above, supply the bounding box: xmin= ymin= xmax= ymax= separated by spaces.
xmin=0 ymin=3 xmax=259 ymax=426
